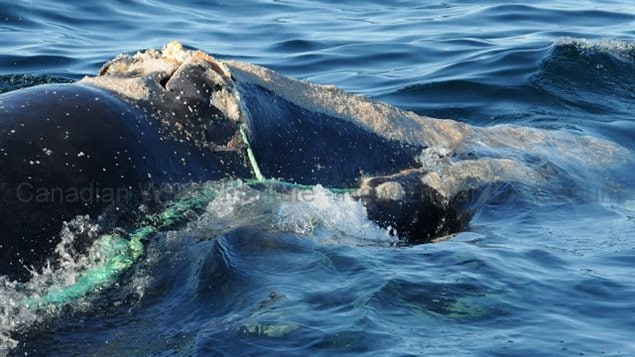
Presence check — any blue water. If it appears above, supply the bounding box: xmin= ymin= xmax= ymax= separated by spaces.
xmin=1 ymin=1 xmax=635 ymax=355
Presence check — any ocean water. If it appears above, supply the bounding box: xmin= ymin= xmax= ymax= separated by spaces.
xmin=1 ymin=0 xmax=635 ymax=355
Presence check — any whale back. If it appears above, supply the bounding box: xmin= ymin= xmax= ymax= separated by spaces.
xmin=0 ymin=83 xmax=249 ymax=281
xmin=237 ymin=82 xmax=424 ymax=187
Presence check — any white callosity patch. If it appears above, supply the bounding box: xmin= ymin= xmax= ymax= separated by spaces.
xmin=227 ymin=56 xmax=625 ymax=154
xmin=80 ymin=41 xmax=244 ymax=124
xmin=225 ymin=60 xmax=474 ymax=149
xmin=416 ymin=147 xmax=454 ymax=171
xmin=224 ymin=59 xmax=626 ymax=166
xmin=422 ymin=158 xmax=542 ymax=199
xmin=374 ymin=182 xmax=406 ymax=201
xmin=412 ymin=145 xmax=541 ymax=198
xmin=210 ymin=85 xmax=242 ymax=122
xmin=223 ymin=57 xmax=629 ymax=201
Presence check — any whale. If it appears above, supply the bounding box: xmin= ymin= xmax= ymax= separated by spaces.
xmin=0 ymin=42 xmax=627 ymax=282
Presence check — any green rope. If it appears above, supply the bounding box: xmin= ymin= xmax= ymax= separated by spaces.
xmin=244 ymin=178 xmax=354 ymax=194
xmin=25 ymin=228 xmax=153 ymax=307
xmin=24 ymin=124 xmax=354 ymax=309
xmin=239 ymin=123 xmax=354 ymax=194
xmin=25 ymin=187 xmax=218 ymax=309
xmin=239 ymin=124 xmax=265 ymax=182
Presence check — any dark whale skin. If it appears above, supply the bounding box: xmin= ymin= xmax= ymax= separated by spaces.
xmin=238 ymin=82 xmax=425 ymax=188
xmin=0 ymin=43 xmax=507 ymax=281
xmin=0 ymin=83 xmax=249 ymax=281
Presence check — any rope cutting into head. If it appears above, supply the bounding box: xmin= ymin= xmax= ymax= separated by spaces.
xmin=239 ymin=123 xmax=265 ymax=182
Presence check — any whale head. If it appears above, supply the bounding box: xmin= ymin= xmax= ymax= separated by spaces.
xmin=81 ymin=41 xmax=245 ymax=151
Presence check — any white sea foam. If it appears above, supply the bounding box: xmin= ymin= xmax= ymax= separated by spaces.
xmin=273 ymin=185 xmax=396 ymax=244
xmin=194 ymin=182 xmax=396 ymax=245
xmin=556 ymin=37 xmax=635 ymax=61
xmin=0 ymin=215 xmax=150 ymax=353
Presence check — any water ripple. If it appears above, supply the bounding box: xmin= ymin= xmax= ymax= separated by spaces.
xmin=2 ymin=0 xmax=635 ymax=355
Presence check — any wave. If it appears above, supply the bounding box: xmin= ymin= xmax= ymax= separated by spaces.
xmin=473 ymin=4 xmax=634 ymax=25
xmin=2 ymin=39 xmax=634 ymax=354
xmin=0 ymin=55 xmax=80 ymax=74
xmin=555 ymin=37 xmax=635 ymax=62
xmin=0 ymin=181 xmax=394 ymax=352
xmin=529 ymin=37 xmax=635 ymax=119
xmin=382 ymin=37 xmax=635 ymax=128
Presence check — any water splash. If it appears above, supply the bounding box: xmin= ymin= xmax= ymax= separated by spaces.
xmin=0 ymin=216 xmax=106 ymax=353
xmin=556 ymin=37 xmax=635 ymax=62
xmin=0 ymin=180 xmax=397 ymax=352
xmin=197 ymin=182 xmax=396 ymax=244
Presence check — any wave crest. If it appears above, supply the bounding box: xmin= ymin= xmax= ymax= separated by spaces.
xmin=555 ymin=37 xmax=635 ymax=61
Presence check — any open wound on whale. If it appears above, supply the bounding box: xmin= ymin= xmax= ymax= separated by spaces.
xmin=0 ymin=41 xmax=629 ymax=311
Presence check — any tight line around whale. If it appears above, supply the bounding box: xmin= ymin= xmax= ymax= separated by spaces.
xmin=0 ymin=41 xmax=628 ymax=282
